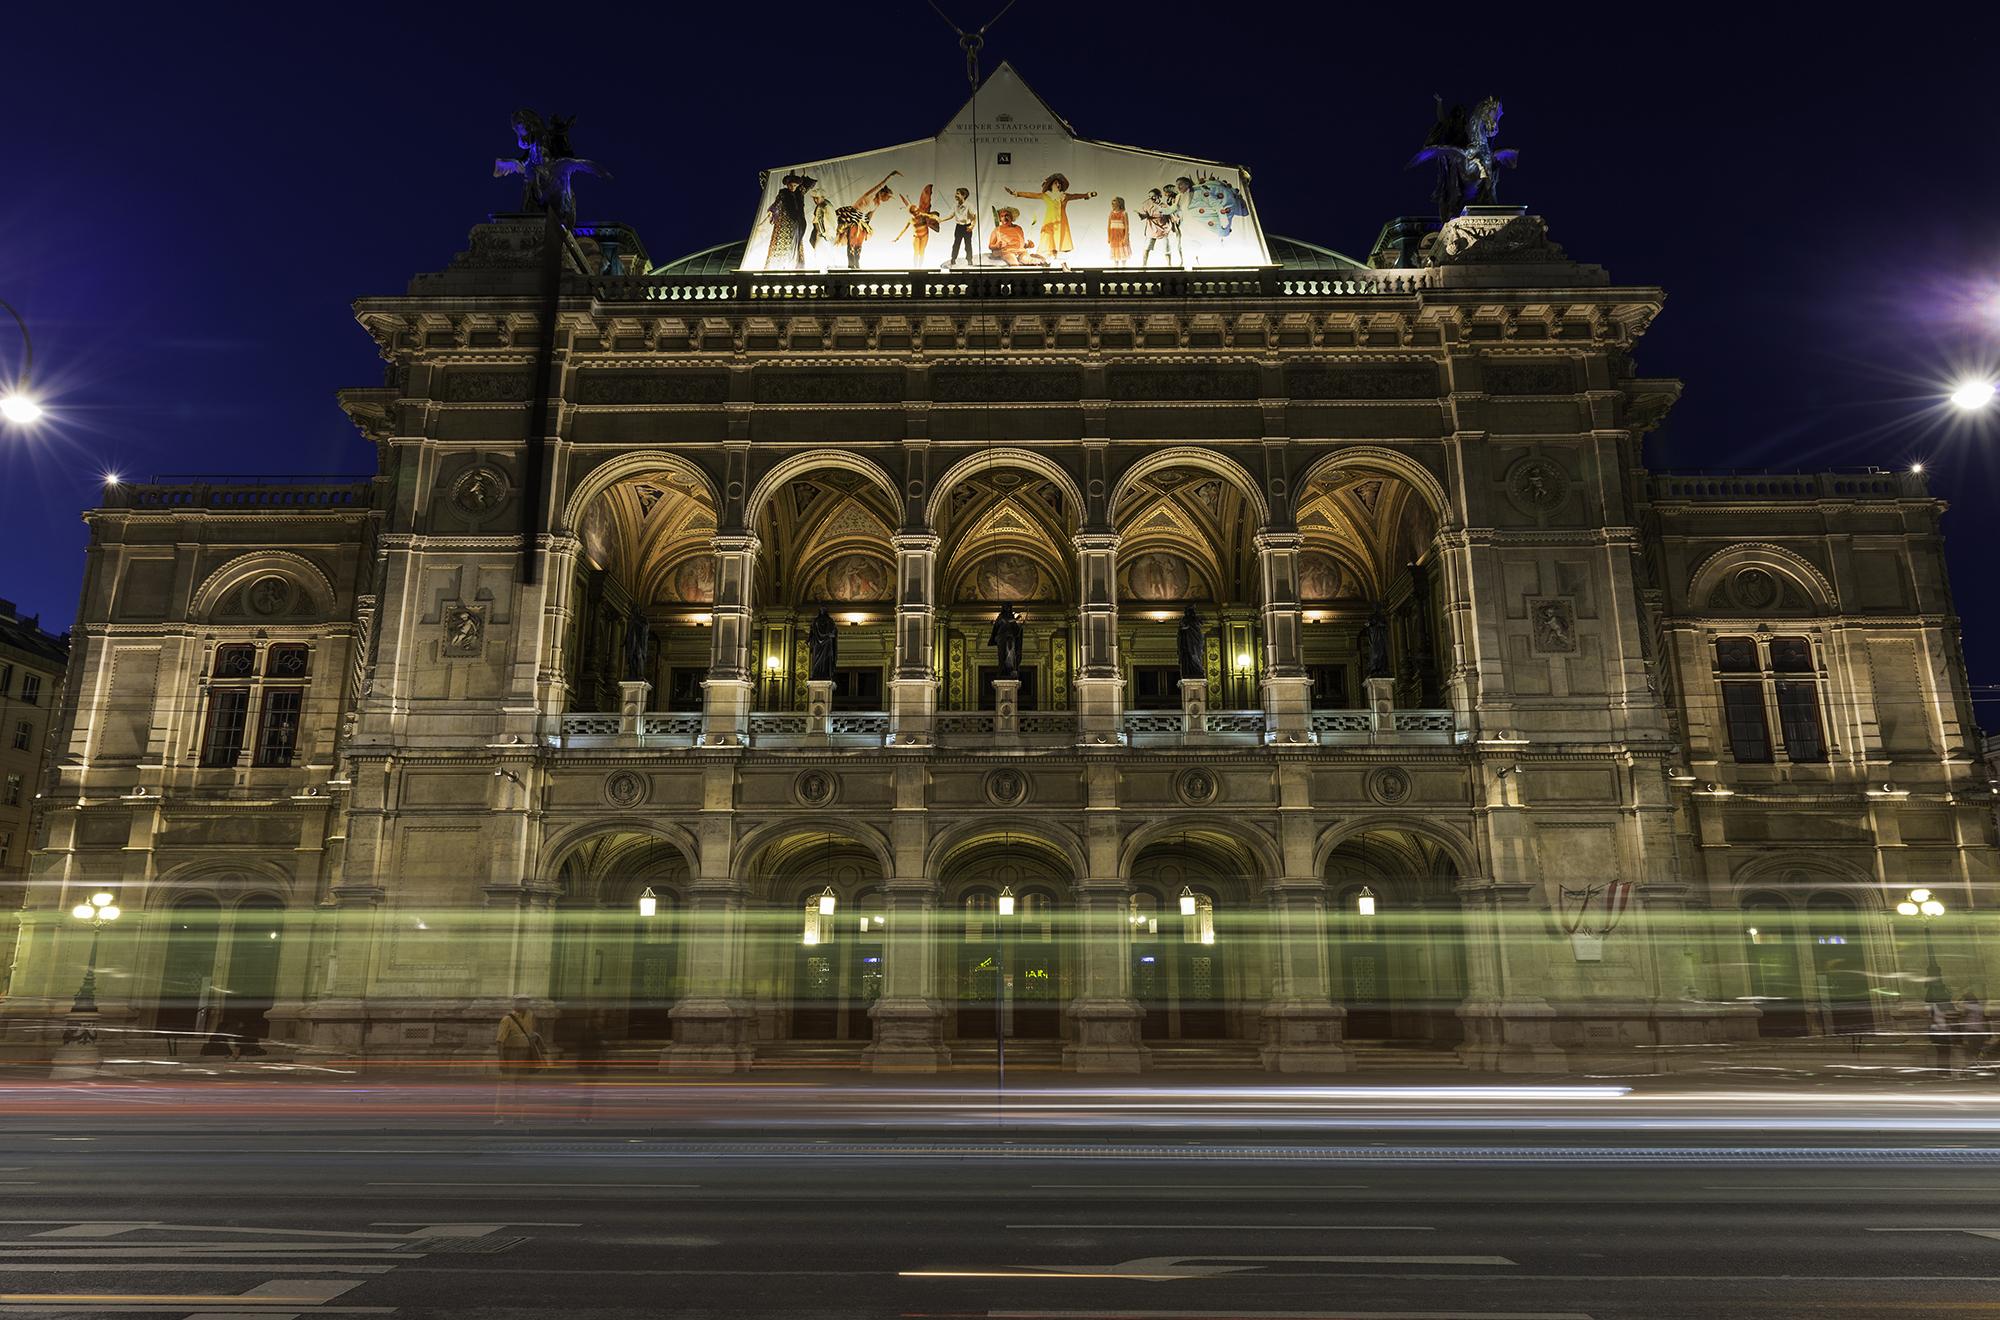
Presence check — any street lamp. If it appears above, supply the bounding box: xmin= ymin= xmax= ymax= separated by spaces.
xmin=1179 ymin=886 xmax=1197 ymax=917
xmin=1949 ymin=379 xmax=1996 ymax=411
xmin=0 ymin=300 xmax=41 ymax=427
xmin=1895 ymin=887 xmax=1950 ymax=1002
xmin=67 ymin=891 xmax=122 ymax=1019
xmin=636 ymin=886 xmax=657 ymax=919
xmin=994 ymin=885 xmax=1016 ymax=1127
xmin=1356 ymin=886 xmax=1378 ymax=917
xmin=816 ymin=886 xmax=837 ymax=916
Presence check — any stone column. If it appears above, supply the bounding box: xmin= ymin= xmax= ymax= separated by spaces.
xmin=668 ymin=881 xmax=755 ymax=1071
xmin=889 ymin=532 xmax=939 ymax=745
xmin=702 ymin=534 xmax=759 ymax=746
xmin=1064 ymin=876 xmax=1148 ymax=1073
xmin=866 ymin=875 xmax=950 ymax=1071
xmin=1259 ymin=878 xmax=1351 ymax=1071
xmin=805 ymin=679 xmax=833 ymax=742
xmin=1179 ymin=677 xmax=1209 ymax=739
xmin=1366 ymin=676 xmax=1396 ymax=736
xmin=1073 ymin=532 xmax=1123 ymax=743
xmin=1455 ymin=876 xmax=1564 ymax=1072
xmin=1256 ymin=530 xmax=1312 ymax=743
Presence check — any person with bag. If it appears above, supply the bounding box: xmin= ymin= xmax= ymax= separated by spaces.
xmin=494 ymin=996 xmax=545 ymax=1124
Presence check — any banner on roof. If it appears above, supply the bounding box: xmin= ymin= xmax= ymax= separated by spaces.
xmin=742 ymin=64 xmax=1271 ymax=275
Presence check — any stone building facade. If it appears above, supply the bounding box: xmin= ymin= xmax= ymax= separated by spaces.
xmin=8 ymin=78 xmax=1995 ymax=1070
xmin=0 ymin=598 xmax=68 ymax=989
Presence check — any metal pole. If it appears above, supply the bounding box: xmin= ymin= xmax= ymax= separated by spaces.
xmin=71 ymin=922 xmax=102 ymax=1015
xmin=995 ymin=919 xmax=1006 ymax=1128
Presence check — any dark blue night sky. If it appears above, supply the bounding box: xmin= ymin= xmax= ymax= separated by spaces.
xmin=5 ymin=7 xmax=1998 ymax=683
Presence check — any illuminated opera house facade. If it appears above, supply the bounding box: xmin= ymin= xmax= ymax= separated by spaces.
xmin=10 ymin=67 xmax=1997 ymax=1071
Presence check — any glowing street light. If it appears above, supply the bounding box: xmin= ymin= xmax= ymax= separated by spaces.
xmin=67 ymin=891 xmax=122 ymax=1017
xmin=1179 ymin=886 xmax=1197 ymax=917
xmin=996 ymin=885 xmax=1015 ymax=917
xmin=636 ymin=886 xmax=657 ymax=918
xmin=1895 ymin=886 xmax=1950 ymax=1002
xmin=0 ymin=299 xmax=40 ymax=428
xmin=1356 ymin=886 xmax=1378 ymax=917
xmin=1949 ymin=379 xmax=1996 ymax=411
xmin=816 ymin=886 xmax=837 ymax=916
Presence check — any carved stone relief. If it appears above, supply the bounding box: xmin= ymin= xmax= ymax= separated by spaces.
xmin=1529 ymin=598 xmax=1577 ymax=654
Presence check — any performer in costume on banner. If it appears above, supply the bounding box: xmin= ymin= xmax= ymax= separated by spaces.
xmin=945 ymin=187 xmax=975 ymax=266
xmin=763 ymin=172 xmax=814 ymax=270
xmin=1139 ymin=188 xmax=1173 ymax=267
xmin=987 ymin=207 xmax=1048 ymax=266
xmin=835 ymin=170 xmax=901 ymax=269
xmin=1106 ymin=196 xmax=1131 ymax=266
xmin=808 ymin=186 xmax=835 ymax=257
xmin=893 ymin=184 xmax=941 ymax=265
xmin=1007 ymin=173 xmax=1096 ymax=260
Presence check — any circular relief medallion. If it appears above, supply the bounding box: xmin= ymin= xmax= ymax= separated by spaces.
xmin=451 ymin=466 xmax=508 ymax=520
xmin=793 ymin=769 xmax=838 ymax=808
xmin=603 ymin=771 xmax=648 ymax=809
xmin=1176 ymin=767 xmax=1220 ymax=806
xmin=983 ymin=767 xmax=1029 ymax=808
xmin=247 ymin=575 xmax=296 ymax=616
xmin=1732 ymin=566 xmax=1777 ymax=610
xmin=1366 ymin=765 xmax=1413 ymax=806
xmin=1505 ymin=456 xmax=1569 ymax=514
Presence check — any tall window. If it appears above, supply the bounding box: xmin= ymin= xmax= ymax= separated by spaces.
xmin=0 ymin=663 xmax=11 ymax=696
xmin=0 ymin=831 xmax=11 ymax=866
xmin=19 ymin=674 xmax=39 ymax=705
xmin=12 ymin=720 xmax=29 ymax=751
xmin=2 ymin=775 xmax=20 ymax=808
xmin=201 ymin=643 xmax=310 ymax=769
xmin=1715 ymin=634 xmax=1826 ymax=765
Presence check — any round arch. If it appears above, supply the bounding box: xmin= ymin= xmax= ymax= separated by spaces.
xmin=538 ymin=817 xmax=702 ymax=880
xmin=731 ymin=815 xmax=897 ymax=884
xmin=1117 ymin=817 xmax=1283 ymax=887
xmin=744 ymin=450 xmax=902 ymax=531
xmin=1687 ymin=542 xmax=1839 ymax=614
xmin=925 ymin=817 xmax=1088 ymax=881
xmin=924 ymin=448 xmax=1087 ymax=530
xmin=190 ymin=552 xmax=338 ymax=622
xmin=146 ymin=860 xmax=303 ymax=910
xmin=1312 ymin=816 xmax=1478 ymax=881
xmin=1109 ymin=447 xmax=1272 ymax=530
xmin=1292 ymin=445 xmax=1453 ymax=524
xmin=1727 ymin=856 xmax=1879 ymax=911
xmin=559 ymin=450 xmax=722 ymax=535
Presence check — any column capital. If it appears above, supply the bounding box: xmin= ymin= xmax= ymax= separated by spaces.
xmin=711 ymin=532 xmax=761 ymax=555
xmin=1072 ymin=531 xmax=1122 ymax=553
xmin=1253 ymin=530 xmax=1303 ymax=554
xmin=892 ymin=531 xmax=941 ymax=553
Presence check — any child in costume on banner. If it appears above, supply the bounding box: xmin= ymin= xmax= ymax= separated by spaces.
xmin=1139 ymin=186 xmax=1177 ymax=267
xmin=1007 ymin=174 xmax=1096 ymax=261
xmin=1106 ymin=197 xmax=1130 ymax=267
xmin=987 ymin=207 xmax=1048 ymax=266
xmin=945 ymin=187 xmax=975 ymax=266
xmin=893 ymin=184 xmax=941 ymax=265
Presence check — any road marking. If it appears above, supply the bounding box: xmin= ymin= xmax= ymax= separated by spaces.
xmin=33 ymin=1224 xmax=413 ymax=1241
xmin=367 ymin=1181 xmax=698 ymax=1189
xmin=0 ymin=1265 xmax=396 ymax=1275
xmin=1029 ymin=1185 xmax=1367 ymax=1191
xmin=1868 ymin=1227 xmax=2000 ymax=1241
xmin=909 ymin=1255 xmax=1516 ymax=1281
xmin=983 ymin=1312 xmax=1592 ymax=1319
xmin=1006 ymin=1224 xmax=1434 ymax=1231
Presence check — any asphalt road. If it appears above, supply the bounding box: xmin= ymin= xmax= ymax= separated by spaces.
xmin=2 ymin=1084 xmax=1999 ymax=1318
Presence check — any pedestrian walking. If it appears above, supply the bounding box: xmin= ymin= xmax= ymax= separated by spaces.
xmin=494 ymin=996 xmax=545 ymax=1124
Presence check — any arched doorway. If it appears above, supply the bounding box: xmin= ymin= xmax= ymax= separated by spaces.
xmin=1324 ymin=829 xmax=1466 ymax=1046
xmin=549 ymin=831 xmax=691 ymax=1046
xmin=743 ymin=832 xmax=887 ymax=1046
xmin=1807 ymin=891 xmax=1873 ymax=1035
xmin=941 ymin=835 xmax=1071 ymax=1043
xmin=156 ymin=895 xmax=220 ymax=1037
xmin=932 ymin=463 xmax=1078 ymax=712
xmin=1293 ymin=464 xmax=1444 ymax=710
xmin=1740 ymin=891 xmax=1807 ymax=1037
xmin=566 ymin=466 xmax=718 ymax=713
xmin=220 ymin=896 xmax=285 ymax=1042
xmin=1128 ymin=831 xmax=1261 ymax=1045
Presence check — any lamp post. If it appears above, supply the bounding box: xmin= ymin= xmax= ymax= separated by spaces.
xmin=68 ymin=891 xmax=122 ymax=1018
xmin=1895 ymin=887 xmax=1950 ymax=1002
xmin=0 ymin=300 xmax=40 ymax=426
xmin=52 ymin=891 xmax=121 ymax=1078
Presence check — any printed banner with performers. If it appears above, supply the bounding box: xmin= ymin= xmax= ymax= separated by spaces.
xmin=742 ymin=63 xmax=1272 ymax=275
